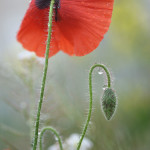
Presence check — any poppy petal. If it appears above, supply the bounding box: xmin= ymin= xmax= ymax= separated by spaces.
xmin=17 ymin=0 xmax=114 ymax=57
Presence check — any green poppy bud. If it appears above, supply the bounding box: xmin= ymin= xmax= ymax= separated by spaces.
xmin=101 ymin=88 xmax=117 ymax=120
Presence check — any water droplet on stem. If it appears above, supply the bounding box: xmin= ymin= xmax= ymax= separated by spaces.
xmin=98 ymin=68 xmax=103 ymax=75
xmin=103 ymin=85 xmax=107 ymax=90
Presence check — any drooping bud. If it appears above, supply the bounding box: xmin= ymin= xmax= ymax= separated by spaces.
xmin=101 ymin=88 xmax=117 ymax=120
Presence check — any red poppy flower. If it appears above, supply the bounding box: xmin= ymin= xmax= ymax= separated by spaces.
xmin=17 ymin=0 xmax=114 ymax=57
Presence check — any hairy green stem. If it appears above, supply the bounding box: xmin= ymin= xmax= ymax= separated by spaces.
xmin=39 ymin=127 xmax=63 ymax=150
xmin=77 ymin=64 xmax=111 ymax=150
xmin=32 ymin=0 xmax=55 ymax=150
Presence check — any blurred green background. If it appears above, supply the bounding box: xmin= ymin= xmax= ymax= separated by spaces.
xmin=0 ymin=0 xmax=150 ymax=150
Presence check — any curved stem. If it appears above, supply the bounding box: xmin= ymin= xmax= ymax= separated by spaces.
xmin=77 ymin=64 xmax=111 ymax=150
xmin=39 ymin=127 xmax=63 ymax=150
xmin=32 ymin=0 xmax=55 ymax=150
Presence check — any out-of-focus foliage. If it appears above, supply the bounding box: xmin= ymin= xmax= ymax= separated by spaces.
xmin=0 ymin=0 xmax=150 ymax=150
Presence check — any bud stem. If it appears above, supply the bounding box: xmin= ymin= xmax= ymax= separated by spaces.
xmin=77 ymin=64 xmax=111 ymax=150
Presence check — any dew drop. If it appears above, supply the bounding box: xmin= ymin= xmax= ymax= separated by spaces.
xmin=54 ymin=136 xmax=58 ymax=141
xmin=98 ymin=68 xmax=103 ymax=75
xmin=103 ymin=85 xmax=107 ymax=90
xmin=89 ymin=121 xmax=93 ymax=125
xmin=98 ymin=71 xmax=103 ymax=75
xmin=38 ymin=132 xmax=41 ymax=136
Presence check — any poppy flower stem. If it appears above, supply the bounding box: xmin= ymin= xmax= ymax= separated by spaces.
xmin=39 ymin=127 xmax=63 ymax=150
xmin=77 ymin=64 xmax=111 ymax=150
xmin=32 ymin=0 xmax=55 ymax=150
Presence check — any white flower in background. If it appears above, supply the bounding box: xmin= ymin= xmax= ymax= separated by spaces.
xmin=18 ymin=51 xmax=36 ymax=61
xmin=17 ymin=50 xmax=45 ymax=65
xmin=48 ymin=144 xmax=59 ymax=150
xmin=65 ymin=134 xmax=93 ymax=150
xmin=48 ymin=133 xmax=93 ymax=150
xmin=36 ymin=57 xmax=45 ymax=65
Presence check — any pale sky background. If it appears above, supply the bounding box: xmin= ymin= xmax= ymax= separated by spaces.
xmin=0 ymin=0 xmax=28 ymax=52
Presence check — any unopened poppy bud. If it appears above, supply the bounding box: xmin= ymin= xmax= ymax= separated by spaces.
xmin=101 ymin=88 xmax=117 ymax=120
